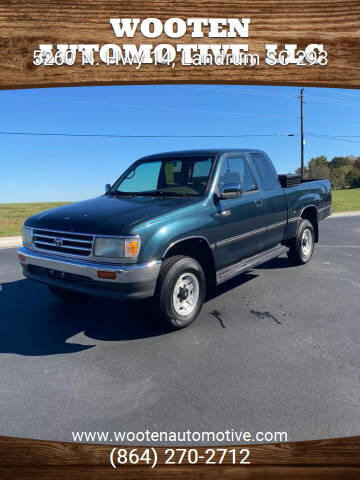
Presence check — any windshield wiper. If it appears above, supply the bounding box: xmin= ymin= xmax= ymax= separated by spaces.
xmin=108 ymin=190 xmax=138 ymax=197
xmin=108 ymin=190 xmax=196 ymax=198
xmin=139 ymin=191 xmax=194 ymax=198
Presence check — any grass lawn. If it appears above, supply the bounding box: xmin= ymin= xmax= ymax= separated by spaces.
xmin=0 ymin=190 xmax=359 ymax=237
xmin=332 ymin=188 xmax=360 ymax=213
xmin=0 ymin=202 xmax=71 ymax=237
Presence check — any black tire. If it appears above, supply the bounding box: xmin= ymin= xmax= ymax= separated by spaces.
xmin=155 ymin=255 xmax=206 ymax=330
xmin=48 ymin=286 xmax=87 ymax=302
xmin=287 ymin=219 xmax=315 ymax=265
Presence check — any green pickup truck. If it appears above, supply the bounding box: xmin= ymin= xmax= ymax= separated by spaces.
xmin=18 ymin=149 xmax=331 ymax=330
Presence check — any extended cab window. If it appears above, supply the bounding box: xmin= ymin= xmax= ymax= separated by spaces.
xmin=251 ymin=152 xmax=279 ymax=191
xmin=111 ymin=156 xmax=214 ymax=197
xmin=218 ymin=155 xmax=257 ymax=193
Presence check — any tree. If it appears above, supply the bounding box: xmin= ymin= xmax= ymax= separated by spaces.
xmin=311 ymin=164 xmax=330 ymax=180
xmin=353 ymin=158 xmax=360 ymax=170
xmin=309 ymin=155 xmax=328 ymax=167
xmin=330 ymin=165 xmax=352 ymax=190
xmin=329 ymin=156 xmax=353 ymax=169
xmin=346 ymin=168 xmax=360 ymax=188
xmin=297 ymin=155 xmax=360 ymax=189
xmin=308 ymin=156 xmax=330 ymax=179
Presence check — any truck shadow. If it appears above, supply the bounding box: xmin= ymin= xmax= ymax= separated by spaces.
xmin=254 ymin=256 xmax=292 ymax=270
xmin=0 ymin=279 xmax=162 ymax=356
xmin=0 ymin=272 xmax=258 ymax=356
xmin=206 ymin=271 xmax=258 ymax=300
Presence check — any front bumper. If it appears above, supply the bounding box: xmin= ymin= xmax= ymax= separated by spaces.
xmin=18 ymin=246 xmax=161 ymax=300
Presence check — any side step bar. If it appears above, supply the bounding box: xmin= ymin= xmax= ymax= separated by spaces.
xmin=216 ymin=244 xmax=289 ymax=285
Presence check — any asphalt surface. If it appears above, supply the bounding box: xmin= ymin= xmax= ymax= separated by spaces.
xmin=0 ymin=216 xmax=359 ymax=445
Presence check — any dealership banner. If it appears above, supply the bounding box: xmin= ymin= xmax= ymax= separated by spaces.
xmin=0 ymin=1 xmax=359 ymax=89
xmin=1 ymin=1 xmax=360 ymax=480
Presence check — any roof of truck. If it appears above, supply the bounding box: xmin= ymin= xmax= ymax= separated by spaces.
xmin=140 ymin=149 xmax=266 ymax=159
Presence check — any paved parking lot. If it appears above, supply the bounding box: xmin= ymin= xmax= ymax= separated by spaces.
xmin=0 ymin=215 xmax=359 ymax=444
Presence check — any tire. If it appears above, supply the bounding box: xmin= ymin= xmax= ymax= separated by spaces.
xmin=155 ymin=255 xmax=206 ymax=330
xmin=48 ymin=286 xmax=87 ymax=302
xmin=287 ymin=219 xmax=315 ymax=265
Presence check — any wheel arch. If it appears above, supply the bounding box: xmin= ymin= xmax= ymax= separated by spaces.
xmin=300 ymin=205 xmax=319 ymax=242
xmin=162 ymin=236 xmax=216 ymax=289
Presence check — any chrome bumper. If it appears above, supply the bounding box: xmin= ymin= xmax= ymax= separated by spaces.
xmin=18 ymin=246 xmax=161 ymax=299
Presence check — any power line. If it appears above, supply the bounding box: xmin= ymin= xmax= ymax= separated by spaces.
xmin=0 ymin=93 xmax=295 ymax=120
xmin=306 ymin=134 xmax=360 ymax=138
xmin=307 ymin=118 xmax=360 ymax=127
xmin=3 ymin=90 xmax=359 ymax=126
xmin=2 ymin=90 xmax=360 ymax=146
xmin=0 ymin=131 xmax=298 ymax=138
xmin=182 ymin=87 xmax=360 ymax=127
xmin=307 ymin=133 xmax=360 ymax=144
xmin=181 ymin=85 xmax=297 ymax=99
xmin=2 ymin=130 xmax=359 ymax=144
xmin=306 ymin=95 xmax=360 ymax=108
xmin=330 ymin=91 xmax=360 ymax=99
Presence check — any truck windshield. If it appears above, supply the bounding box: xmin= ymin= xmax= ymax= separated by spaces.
xmin=110 ymin=156 xmax=215 ymax=197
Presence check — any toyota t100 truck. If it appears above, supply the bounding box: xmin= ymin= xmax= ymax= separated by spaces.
xmin=18 ymin=149 xmax=331 ymax=330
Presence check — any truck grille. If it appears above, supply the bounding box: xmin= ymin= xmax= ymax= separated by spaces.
xmin=32 ymin=229 xmax=94 ymax=257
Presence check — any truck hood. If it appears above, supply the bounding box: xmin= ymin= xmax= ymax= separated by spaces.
xmin=25 ymin=195 xmax=200 ymax=235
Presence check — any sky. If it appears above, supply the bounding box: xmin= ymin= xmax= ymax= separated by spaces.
xmin=0 ymin=84 xmax=359 ymax=203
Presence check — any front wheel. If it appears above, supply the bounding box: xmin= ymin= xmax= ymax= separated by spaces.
xmin=155 ymin=255 xmax=206 ymax=330
xmin=287 ymin=219 xmax=315 ymax=265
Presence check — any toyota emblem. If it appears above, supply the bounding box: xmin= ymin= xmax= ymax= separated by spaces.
xmin=54 ymin=237 xmax=63 ymax=247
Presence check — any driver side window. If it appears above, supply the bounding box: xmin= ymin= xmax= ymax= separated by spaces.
xmin=218 ymin=155 xmax=257 ymax=194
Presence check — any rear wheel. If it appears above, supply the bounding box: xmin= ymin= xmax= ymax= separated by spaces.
xmin=287 ymin=219 xmax=315 ymax=265
xmin=48 ymin=286 xmax=87 ymax=302
xmin=155 ymin=255 xmax=206 ymax=330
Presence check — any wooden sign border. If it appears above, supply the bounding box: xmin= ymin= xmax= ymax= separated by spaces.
xmin=1 ymin=1 xmax=360 ymax=478
xmin=0 ymin=0 xmax=360 ymax=90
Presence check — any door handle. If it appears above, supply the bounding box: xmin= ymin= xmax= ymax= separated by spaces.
xmin=254 ymin=200 xmax=263 ymax=207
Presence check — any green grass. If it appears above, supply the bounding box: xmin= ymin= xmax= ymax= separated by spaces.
xmin=0 ymin=202 xmax=71 ymax=237
xmin=0 ymin=190 xmax=359 ymax=237
xmin=332 ymin=188 xmax=360 ymax=213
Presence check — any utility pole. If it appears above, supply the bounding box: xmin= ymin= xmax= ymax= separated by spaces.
xmin=299 ymin=88 xmax=305 ymax=179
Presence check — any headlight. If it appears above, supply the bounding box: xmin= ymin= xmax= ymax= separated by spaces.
xmin=93 ymin=236 xmax=141 ymax=259
xmin=22 ymin=226 xmax=33 ymax=246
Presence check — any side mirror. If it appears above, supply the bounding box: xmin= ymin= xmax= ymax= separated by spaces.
xmin=105 ymin=184 xmax=111 ymax=193
xmin=221 ymin=183 xmax=243 ymax=200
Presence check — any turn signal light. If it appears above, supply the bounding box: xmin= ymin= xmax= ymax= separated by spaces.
xmin=97 ymin=270 xmax=116 ymax=280
xmin=18 ymin=253 xmax=26 ymax=262
xmin=126 ymin=240 xmax=139 ymax=257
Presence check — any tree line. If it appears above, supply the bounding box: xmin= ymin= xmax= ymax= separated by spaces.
xmin=296 ymin=155 xmax=360 ymax=190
